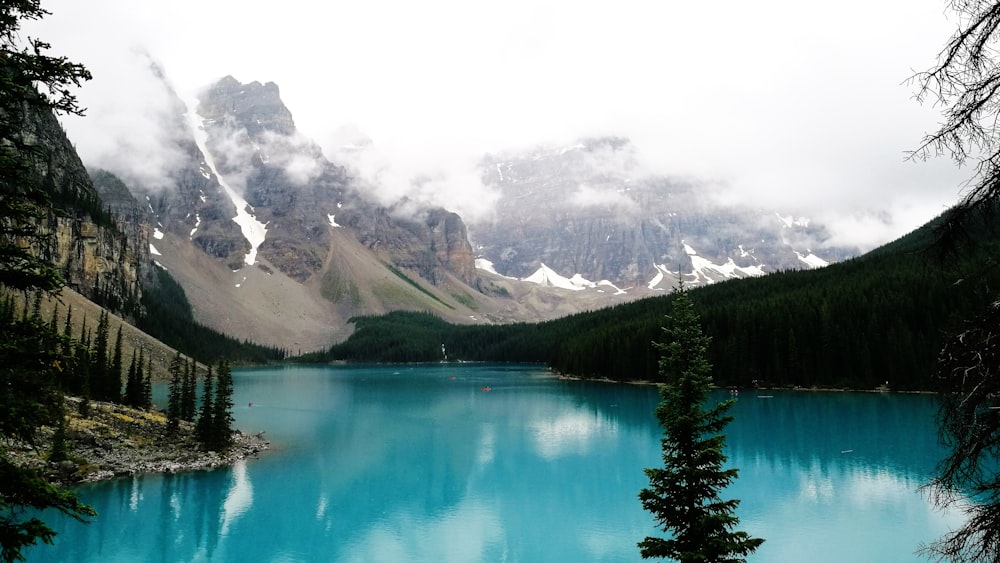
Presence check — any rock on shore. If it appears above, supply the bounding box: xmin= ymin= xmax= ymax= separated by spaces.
xmin=9 ymin=397 xmax=269 ymax=487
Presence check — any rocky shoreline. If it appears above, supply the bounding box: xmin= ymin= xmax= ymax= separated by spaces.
xmin=9 ymin=397 xmax=269 ymax=488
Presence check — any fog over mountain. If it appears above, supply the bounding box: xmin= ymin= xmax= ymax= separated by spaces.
xmin=30 ymin=0 xmax=969 ymax=253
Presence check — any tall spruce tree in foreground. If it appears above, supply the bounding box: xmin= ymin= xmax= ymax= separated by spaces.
xmin=638 ymin=286 xmax=763 ymax=562
xmin=907 ymin=2 xmax=1000 ymax=561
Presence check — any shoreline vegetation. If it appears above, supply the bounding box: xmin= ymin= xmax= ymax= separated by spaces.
xmin=552 ymin=373 xmax=934 ymax=394
xmin=9 ymin=397 xmax=268 ymax=489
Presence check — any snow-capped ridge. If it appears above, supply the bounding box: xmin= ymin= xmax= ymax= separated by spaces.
xmin=681 ymin=242 xmax=767 ymax=285
xmin=523 ymin=263 xmax=587 ymax=291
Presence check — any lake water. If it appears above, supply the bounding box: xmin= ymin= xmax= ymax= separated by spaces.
xmin=25 ymin=364 xmax=963 ymax=562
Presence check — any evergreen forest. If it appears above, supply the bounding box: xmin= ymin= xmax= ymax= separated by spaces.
xmin=137 ymin=266 xmax=287 ymax=365
xmin=315 ymin=207 xmax=1000 ymax=391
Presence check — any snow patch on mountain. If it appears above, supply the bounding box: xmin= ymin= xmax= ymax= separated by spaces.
xmin=597 ymin=280 xmax=627 ymax=295
xmin=648 ymin=263 xmax=672 ymax=290
xmin=476 ymin=258 xmax=518 ymax=279
xmin=684 ymin=242 xmax=766 ymax=284
xmin=523 ymin=264 xmax=586 ymax=291
xmin=795 ymin=251 xmax=829 ymax=268
xmin=186 ymin=101 xmax=268 ymax=267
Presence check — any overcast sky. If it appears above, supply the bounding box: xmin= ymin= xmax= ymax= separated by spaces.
xmin=29 ymin=0 xmax=969 ymax=250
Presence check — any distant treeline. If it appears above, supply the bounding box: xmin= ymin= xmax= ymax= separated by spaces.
xmin=138 ymin=267 xmax=286 ymax=365
xmin=310 ymin=208 xmax=1000 ymax=391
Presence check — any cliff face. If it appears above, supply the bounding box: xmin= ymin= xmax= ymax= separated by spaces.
xmin=17 ymin=102 xmax=147 ymax=315
xmin=92 ymin=74 xmax=489 ymax=350
xmin=470 ymin=138 xmax=858 ymax=287
xmin=190 ymin=76 xmax=478 ymax=286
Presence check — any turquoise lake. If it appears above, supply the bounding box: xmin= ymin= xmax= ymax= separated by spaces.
xmin=25 ymin=364 xmax=964 ymax=562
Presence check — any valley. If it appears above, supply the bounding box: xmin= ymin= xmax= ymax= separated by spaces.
xmin=84 ymin=75 xmax=862 ymax=353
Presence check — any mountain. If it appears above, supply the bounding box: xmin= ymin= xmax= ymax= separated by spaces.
xmin=14 ymin=97 xmax=147 ymax=316
xmin=323 ymin=204 xmax=1000 ymax=391
xmin=83 ymin=74 xmax=868 ymax=354
xmin=469 ymin=137 xmax=857 ymax=292
xmin=122 ymin=75 xmax=514 ymax=352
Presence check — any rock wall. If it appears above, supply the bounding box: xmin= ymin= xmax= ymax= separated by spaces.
xmin=16 ymin=102 xmax=147 ymax=316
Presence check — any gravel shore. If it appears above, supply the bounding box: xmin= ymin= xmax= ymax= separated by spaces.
xmin=9 ymin=397 xmax=269 ymax=487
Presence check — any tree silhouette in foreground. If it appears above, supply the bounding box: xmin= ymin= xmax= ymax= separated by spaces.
xmin=911 ymin=2 xmax=1000 ymax=561
xmin=921 ymin=300 xmax=1000 ymax=562
xmin=638 ymin=287 xmax=762 ymax=562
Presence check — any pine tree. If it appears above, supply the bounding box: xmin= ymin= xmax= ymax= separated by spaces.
xmin=48 ymin=395 xmax=68 ymax=464
xmin=166 ymin=351 xmax=182 ymax=431
xmin=73 ymin=342 xmax=90 ymax=418
xmin=141 ymin=355 xmax=152 ymax=410
xmin=90 ymin=310 xmax=109 ymax=401
xmin=48 ymin=300 xmax=58 ymax=334
xmin=180 ymin=358 xmax=196 ymax=421
xmin=195 ymin=364 xmax=214 ymax=444
xmin=123 ymin=350 xmax=136 ymax=407
xmin=210 ymin=361 xmax=235 ymax=450
xmin=60 ymin=305 xmax=73 ymax=361
xmin=109 ymin=325 xmax=123 ymax=402
xmin=638 ymin=286 xmax=763 ymax=562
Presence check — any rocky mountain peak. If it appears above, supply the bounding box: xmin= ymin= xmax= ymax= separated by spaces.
xmin=470 ymin=137 xmax=857 ymax=289
xmin=198 ymin=75 xmax=295 ymax=137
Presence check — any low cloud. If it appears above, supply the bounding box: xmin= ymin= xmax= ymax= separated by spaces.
xmin=817 ymin=201 xmax=950 ymax=252
xmin=328 ymin=141 xmax=501 ymax=223
xmin=31 ymin=0 xmax=970 ymax=250
xmin=257 ymin=130 xmax=325 ymax=186
xmin=568 ymin=184 xmax=639 ymax=213
xmin=65 ymin=50 xmax=189 ymax=192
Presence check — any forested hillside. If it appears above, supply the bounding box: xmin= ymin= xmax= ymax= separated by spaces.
xmin=137 ymin=267 xmax=286 ymax=365
xmin=318 ymin=208 xmax=1000 ymax=390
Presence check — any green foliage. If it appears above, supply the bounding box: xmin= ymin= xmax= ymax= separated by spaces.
xmin=141 ymin=355 xmax=152 ymax=410
xmin=314 ymin=310 xmax=554 ymax=364
xmin=122 ymin=349 xmax=142 ymax=408
xmin=179 ymin=360 xmax=235 ymax=451
xmin=0 ymin=298 xmax=95 ymax=562
xmin=109 ymin=326 xmax=123 ymax=400
xmin=384 ymin=263 xmax=454 ymax=310
xmin=166 ymin=352 xmax=182 ymax=431
xmin=47 ymin=409 xmax=67 ymax=464
xmin=194 ymin=365 xmax=214 ymax=445
xmin=319 ymin=208 xmax=1000 ymax=391
xmin=319 ymin=269 xmax=361 ymax=305
xmin=137 ymin=267 xmax=285 ymax=364
xmin=210 ymin=361 xmax=234 ymax=451
xmin=0 ymin=455 xmax=94 ymax=563
xmin=638 ymin=288 xmax=762 ymax=561
xmin=180 ymin=359 xmax=196 ymax=421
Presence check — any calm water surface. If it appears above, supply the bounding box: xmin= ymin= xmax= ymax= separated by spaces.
xmin=26 ymin=364 xmax=963 ymax=562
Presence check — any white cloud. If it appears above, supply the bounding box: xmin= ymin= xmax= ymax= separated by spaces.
xmin=28 ymin=0 xmax=969 ymax=247
xmin=569 ymin=184 xmax=638 ymax=213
